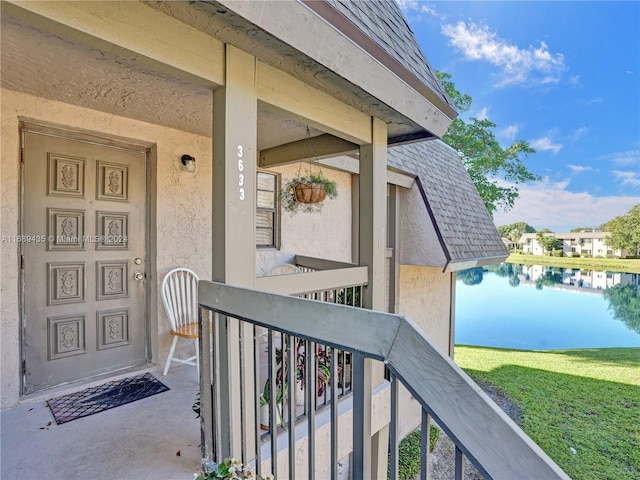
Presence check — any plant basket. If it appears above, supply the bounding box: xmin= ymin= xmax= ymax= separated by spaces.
xmin=294 ymin=182 xmax=326 ymax=204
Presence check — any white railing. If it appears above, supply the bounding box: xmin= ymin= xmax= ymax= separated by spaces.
xmin=197 ymin=281 xmax=570 ymax=480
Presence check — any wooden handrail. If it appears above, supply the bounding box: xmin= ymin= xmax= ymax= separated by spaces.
xmin=255 ymin=265 xmax=368 ymax=296
xmin=294 ymin=254 xmax=359 ymax=271
xmin=198 ymin=281 xmax=570 ymax=480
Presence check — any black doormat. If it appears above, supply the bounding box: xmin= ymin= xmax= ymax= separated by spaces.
xmin=47 ymin=373 xmax=170 ymax=425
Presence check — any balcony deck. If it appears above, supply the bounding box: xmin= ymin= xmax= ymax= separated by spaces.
xmin=1 ymin=365 xmax=201 ymax=480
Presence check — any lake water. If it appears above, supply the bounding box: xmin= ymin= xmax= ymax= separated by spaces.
xmin=455 ymin=263 xmax=640 ymax=350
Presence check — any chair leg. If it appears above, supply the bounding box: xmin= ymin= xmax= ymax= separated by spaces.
xmin=163 ymin=336 xmax=179 ymax=376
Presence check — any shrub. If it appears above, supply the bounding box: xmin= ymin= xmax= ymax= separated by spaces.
xmin=388 ymin=425 xmax=440 ymax=479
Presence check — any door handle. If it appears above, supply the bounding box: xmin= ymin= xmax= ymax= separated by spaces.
xmin=133 ymin=271 xmax=144 ymax=281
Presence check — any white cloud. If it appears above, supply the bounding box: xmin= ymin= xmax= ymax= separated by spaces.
xmin=586 ymin=97 xmax=604 ymax=106
xmin=599 ymin=149 xmax=640 ymax=166
xmin=531 ymin=137 xmax=562 ymax=155
xmin=475 ymin=107 xmax=489 ymax=120
xmin=568 ymin=75 xmax=581 ymax=86
xmin=396 ymin=0 xmax=441 ymax=19
xmin=499 ymin=124 xmax=519 ymax=141
xmin=492 ymin=178 xmax=637 ymax=231
xmin=612 ymin=170 xmax=640 ymax=187
xmin=568 ymin=165 xmax=592 ymax=173
xmin=572 ymin=126 xmax=588 ymax=140
xmin=441 ymin=21 xmax=565 ymax=86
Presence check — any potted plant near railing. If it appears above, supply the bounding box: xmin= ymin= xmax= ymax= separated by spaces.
xmin=259 ymin=378 xmax=286 ymax=429
xmin=294 ymin=342 xmax=332 ymax=404
xmin=267 ymin=340 xmax=334 ymax=412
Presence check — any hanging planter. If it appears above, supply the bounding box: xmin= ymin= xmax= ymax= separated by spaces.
xmin=281 ymin=127 xmax=338 ymax=214
xmin=282 ymin=173 xmax=337 ymax=213
xmin=294 ymin=181 xmax=326 ymax=204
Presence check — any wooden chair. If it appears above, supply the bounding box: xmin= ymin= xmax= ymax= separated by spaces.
xmin=161 ymin=268 xmax=201 ymax=376
xmin=266 ymin=263 xmax=301 ymax=276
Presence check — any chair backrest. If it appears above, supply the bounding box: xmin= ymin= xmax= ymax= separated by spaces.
xmin=161 ymin=268 xmax=200 ymax=330
xmin=266 ymin=263 xmax=301 ymax=276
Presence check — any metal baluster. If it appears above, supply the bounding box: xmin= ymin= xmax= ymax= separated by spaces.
xmin=267 ymin=329 xmax=278 ymax=479
xmin=253 ymin=324 xmax=262 ymax=478
xmin=307 ymin=340 xmax=316 ymax=479
xmin=389 ymin=373 xmax=399 ymax=480
xmin=287 ymin=334 xmax=296 ymax=479
xmin=330 ymin=347 xmax=338 ymax=480
xmin=455 ymin=446 xmax=465 ymax=480
xmin=420 ymin=410 xmax=431 ymax=480
xmin=199 ymin=308 xmax=214 ymax=470
xmin=238 ymin=319 xmax=246 ymax=463
xmin=351 ymin=352 xmax=366 ymax=480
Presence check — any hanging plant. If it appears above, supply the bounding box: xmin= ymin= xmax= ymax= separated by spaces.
xmin=280 ymin=127 xmax=338 ymax=214
xmin=282 ymin=173 xmax=338 ymax=214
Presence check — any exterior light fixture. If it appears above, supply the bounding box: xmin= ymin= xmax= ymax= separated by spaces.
xmin=181 ymin=154 xmax=196 ymax=172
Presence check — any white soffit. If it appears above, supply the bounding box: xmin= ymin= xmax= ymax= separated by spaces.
xmin=196 ymin=0 xmax=454 ymax=139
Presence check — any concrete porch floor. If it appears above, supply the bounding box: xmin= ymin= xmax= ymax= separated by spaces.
xmin=1 ymin=365 xmax=201 ymax=480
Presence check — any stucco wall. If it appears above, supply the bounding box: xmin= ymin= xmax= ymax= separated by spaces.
xmin=397 ymin=265 xmax=453 ymax=438
xmin=256 ymin=163 xmax=353 ymax=275
xmin=1 ymin=88 xmax=213 ymax=408
xmin=399 ymin=183 xmax=447 ymax=268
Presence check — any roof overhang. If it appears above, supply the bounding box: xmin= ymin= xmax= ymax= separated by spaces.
xmin=185 ymin=0 xmax=456 ymax=142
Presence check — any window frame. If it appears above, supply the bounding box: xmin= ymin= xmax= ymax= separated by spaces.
xmin=256 ymin=169 xmax=280 ymax=249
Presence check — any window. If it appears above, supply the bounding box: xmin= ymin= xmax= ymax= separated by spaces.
xmin=256 ymin=171 xmax=279 ymax=248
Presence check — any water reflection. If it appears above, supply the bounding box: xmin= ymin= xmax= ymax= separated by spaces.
xmin=517 ymin=264 xmax=640 ymax=292
xmin=463 ymin=263 xmax=640 ymax=293
xmin=455 ymin=262 xmax=640 ymax=349
xmin=604 ymin=285 xmax=640 ymax=335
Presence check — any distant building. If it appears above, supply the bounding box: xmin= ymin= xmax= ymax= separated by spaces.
xmin=518 ymin=232 xmax=624 ymax=257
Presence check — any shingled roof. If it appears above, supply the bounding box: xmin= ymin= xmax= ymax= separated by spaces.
xmin=320 ymin=1 xmax=506 ymax=269
xmin=323 ymin=0 xmax=453 ymax=112
xmin=388 ymin=141 xmax=509 ymax=271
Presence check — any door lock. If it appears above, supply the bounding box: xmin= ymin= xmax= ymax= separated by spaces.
xmin=133 ymin=271 xmax=144 ymax=281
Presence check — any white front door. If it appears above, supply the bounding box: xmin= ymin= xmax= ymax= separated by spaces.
xmin=21 ymin=129 xmax=148 ymax=394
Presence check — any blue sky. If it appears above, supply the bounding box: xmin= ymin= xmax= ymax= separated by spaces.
xmin=398 ymin=1 xmax=639 ymax=232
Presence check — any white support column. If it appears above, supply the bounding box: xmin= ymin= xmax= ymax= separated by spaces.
xmin=212 ymin=44 xmax=257 ymax=461
xmin=358 ymin=117 xmax=388 ymax=479
xmin=387 ymin=185 xmax=401 ymax=314
xmin=359 ymin=116 xmax=387 ymax=311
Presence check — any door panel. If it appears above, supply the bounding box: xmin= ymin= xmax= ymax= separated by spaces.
xmin=22 ymin=131 xmax=147 ymax=394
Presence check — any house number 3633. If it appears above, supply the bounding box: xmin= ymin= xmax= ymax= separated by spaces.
xmin=237 ymin=145 xmax=245 ymax=201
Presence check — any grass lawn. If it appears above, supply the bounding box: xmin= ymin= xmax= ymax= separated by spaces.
xmin=507 ymin=254 xmax=640 ymax=273
xmin=455 ymin=346 xmax=640 ymax=480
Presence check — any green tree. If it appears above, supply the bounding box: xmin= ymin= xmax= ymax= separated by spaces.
xmin=534 ymin=268 xmax=563 ymax=290
xmin=486 ymin=262 xmax=522 ymax=287
xmin=457 ymin=267 xmax=485 ymax=286
xmin=437 ymin=72 xmax=541 ymax=215
xmin=603 ymin=204 xmax=640 ymax=257
xmin=603 ymin=284 xmax=640 ymax=334
xmin=536 ymin=231 xmax=563 ymax=255
xmin=497 ymin=221 xmax=536 ymax=243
